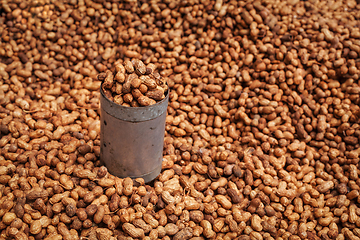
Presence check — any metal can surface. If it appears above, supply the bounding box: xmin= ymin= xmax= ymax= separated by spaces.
xmin=100 ymin=84 xmax=169 ymax=182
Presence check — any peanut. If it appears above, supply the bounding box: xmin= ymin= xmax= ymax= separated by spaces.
xmin=0 ymin=0 xmax=359 ymax=239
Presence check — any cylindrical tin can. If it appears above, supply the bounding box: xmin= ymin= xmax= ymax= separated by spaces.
xmin=100 ymin=85 xmax=169 ymax=182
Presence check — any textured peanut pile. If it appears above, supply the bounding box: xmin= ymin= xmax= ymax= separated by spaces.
xmin=100 ymin=59 xmax=168 ymax=107
xmin=1 ymin=0 xmax=360 ymax=240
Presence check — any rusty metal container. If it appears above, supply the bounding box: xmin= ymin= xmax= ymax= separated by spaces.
xmin=100 ymin=85 xmax=168 ymax=182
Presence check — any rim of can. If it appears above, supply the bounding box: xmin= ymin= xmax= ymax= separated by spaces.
xmin=100 ymin=82 xmax=169 ymax=122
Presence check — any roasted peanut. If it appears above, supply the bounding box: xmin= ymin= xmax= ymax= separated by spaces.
xmin=0 ymin=0 xmax=359 ymax=239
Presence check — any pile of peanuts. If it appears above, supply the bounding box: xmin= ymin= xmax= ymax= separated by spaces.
xmin=99 ymin=59 xmax=168 ymax=107
xmin=1 ymin=0 xmax=360 ymax=240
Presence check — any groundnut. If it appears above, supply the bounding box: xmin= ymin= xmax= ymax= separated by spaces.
xmin=201 ymin=220 xmax=216 ymax=238
xmin=30 ymin=220 xmax=42 ymax=235
xmin=138 ymin=95 xmax=156 ymax=106
xmin=215 ymin=195 xmax=232 ymax=209
xmin=143 ymin=213 xmax=159 ymax=229
xmin=164 ymin=223 xmax=179 ymax=235
xmin=133 ymin=219 xmax=152 ymax=234
xmin=2 ymin=212 xmax=17 ymax=225
xmin=57 ymin=223 xmax=73 ymax=240
xmin=317 ymin=181 xmax=334 ymax=193
xmin=251 ymin=215 xmax=262 ymax=231
xmin=101 ymin=58 xmax=166 ymax=106
xmin=59 ymin=174 xmax=74 ymax=190
xmin=122 ymin=177 xmax=133 ymax=196
xmin=1 ymin=1 xmax=360 ymax=239
xmin=122 ymin=223 xmax=145 ymax=238
xmin=93 ymin=205 xmax=105 ymax=224
xmin=173 ymin=227 xmax=193 ymax=240
xmin=97 ymin=178 xmax=115 ymax=188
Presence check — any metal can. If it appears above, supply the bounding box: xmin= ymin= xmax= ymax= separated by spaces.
xmin=100 ymin=84 xmax=169 ymax=182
